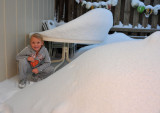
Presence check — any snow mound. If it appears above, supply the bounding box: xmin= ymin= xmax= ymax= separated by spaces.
xmin=72 ymin=32 xmax=135 ymax=60
xmin=1 ymin=32 xmax=160 ymax=113
xmin=0 ymin=104 xmax=12 ymax=113
xmin=40 ymin=8 xmax=113 ymax=44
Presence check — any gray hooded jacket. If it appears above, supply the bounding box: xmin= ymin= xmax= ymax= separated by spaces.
xmin=16 ymin=45 xmax=51 ymax=72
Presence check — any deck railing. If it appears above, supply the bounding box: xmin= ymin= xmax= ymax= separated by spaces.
xmin=55 ymin=0 xmax=160 ymax=37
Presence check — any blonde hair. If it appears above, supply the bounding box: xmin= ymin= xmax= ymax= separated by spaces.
xmin=30 ymin=33 xmax=44 ymax=43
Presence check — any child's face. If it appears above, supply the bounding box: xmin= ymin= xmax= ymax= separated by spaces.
xmin=30 ymin=37 xmax=43 ymax=52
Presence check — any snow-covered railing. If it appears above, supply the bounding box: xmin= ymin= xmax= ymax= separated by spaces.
xmin=113 ymin=0 xmax=160 ymax=28
xmin=110 ymin=27 xmax=159 ymax=38
xmin=55 ymin=0 xmax=160 ymax=37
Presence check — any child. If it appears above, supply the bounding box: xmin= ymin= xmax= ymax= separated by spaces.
xmin=16 ymin=33 xmax=54 ymax=88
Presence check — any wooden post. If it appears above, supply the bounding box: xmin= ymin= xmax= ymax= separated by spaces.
xmin=132 ymin=8 xmax=139 ymax=28
xmin=68 ymin=0 xmax=74 ymax=21
xmin=67 ymin=0 xmax=72 ymax=21
xmin=114 ymin=0 xmax=121 ymax=25
xmin=132 ymin=8 xmax=139 ymax=36
xmin=64 ymin=0 xmax=68 ymax=22
xmin=120 ymin=0 xmax=125 ymax=24
xmin=142 ymin=0 xmax=150 ymax=28
xmin=76 ymin=1 xmax=81 ymax=17
xmin=123 ymin=0 xmax=131 ymax=25
xmin=59 ymin=0 xmax=64 ymax=21
xmin=55 ymin=0 xmax=60 ymax=21
xmin=159 ymin=12 xmax=160 ymax=25
xmin=151 ymin=0 xmax=160 ymax=28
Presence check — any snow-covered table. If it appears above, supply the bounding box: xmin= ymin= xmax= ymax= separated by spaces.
xmin=40 ymin=8 xmax=113 ymax=71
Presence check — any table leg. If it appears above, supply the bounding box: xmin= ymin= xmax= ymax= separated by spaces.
xmin=52 ymin=43 xmax=71 ymax=71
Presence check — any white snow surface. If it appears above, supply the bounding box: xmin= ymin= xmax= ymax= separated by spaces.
xmin=131 ymin=0 xmax=145 ymax=7
xmin=0 ymin=31 xmax=160 ymax=113
xmin=77 ymin=0 xmax=118 ymax=6
xmin=72 ymin=32 xmax=135 ymax=59
xmin=113 ymin=21 xmax=160 ymax=29
xmin=40 ymin=8 xmax=113 ymax=44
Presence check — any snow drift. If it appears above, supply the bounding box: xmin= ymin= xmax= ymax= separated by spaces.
xmin=1 ymin=31 xmax=160 ymax=113
xmin=39 ymin=8 xmax=113 ymax=44
xmin=72 ymin=32 xmax=135 ymax=60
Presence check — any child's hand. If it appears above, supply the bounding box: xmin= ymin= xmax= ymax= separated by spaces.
xmin=28 ymin=57 xmax=35 ymax=62
xmin=30 ymin=60 xmax=39 ymax=67
xmin=32 ymin=68 xmax=39 ymax=74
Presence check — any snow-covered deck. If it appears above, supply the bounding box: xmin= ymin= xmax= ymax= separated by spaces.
xmin=0 ymin=31 xmax=160 ymax=113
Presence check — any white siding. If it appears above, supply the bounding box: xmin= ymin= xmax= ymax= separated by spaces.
xmin=0 ymin=0 xmax=6 ymax=81
xmin=0 ymin=0 xmax=55 ymax=81
xmin=5 ymin=0 xmax=17 ymax=78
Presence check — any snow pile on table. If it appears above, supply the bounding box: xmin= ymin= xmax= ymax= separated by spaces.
xmin=40 ymin=8 xmax=113 ymax=44
xmin=1 ymin=31 xmax=160 ymax=113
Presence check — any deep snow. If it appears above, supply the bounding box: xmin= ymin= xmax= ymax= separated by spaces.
xmin=0 ymin=31 xmax=160 ymax=113
xmin=0 ymin=7 xmax=160 ymax=113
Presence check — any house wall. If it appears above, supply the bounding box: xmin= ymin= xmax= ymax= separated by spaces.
xmin=0 ymin=0 xmax=55 ymax=82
